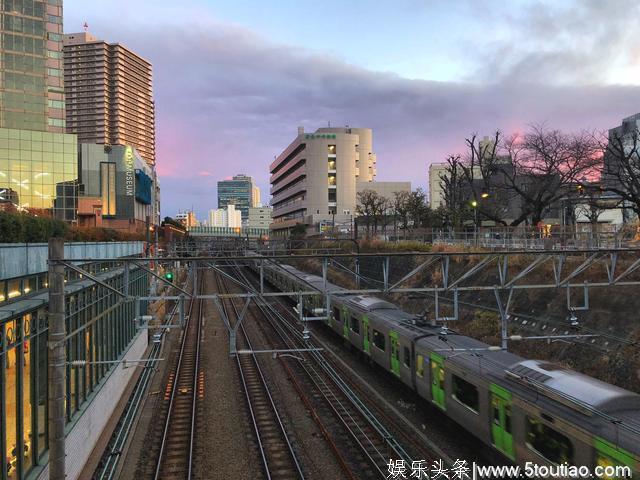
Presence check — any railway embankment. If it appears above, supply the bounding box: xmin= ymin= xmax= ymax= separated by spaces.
xmin=287 ymin=241 xmax=640 ymax=393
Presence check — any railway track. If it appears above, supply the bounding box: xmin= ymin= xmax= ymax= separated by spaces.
xmin=94 ymin=298 xmax=181 ymax=480
xmin=154 ymin=274 xmax=203 ymax=479
xmin=214 ymin=272 xmax=305 ymax=480
xmin=226 ymin=264 xmax=420 ymax=479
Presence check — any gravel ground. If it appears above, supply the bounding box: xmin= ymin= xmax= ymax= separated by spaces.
xmin=192 ymin=270 xmax=259 ymax=480
xmin=241 ymin=299 xmax=348 ymax=480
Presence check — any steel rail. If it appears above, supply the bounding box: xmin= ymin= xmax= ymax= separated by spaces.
xmin=154 ymin=273 xmax=202 ymax=480
xmin=95 ymin=286 xmax=185 ymax=480
xmin=215 ymin=272 xmax=305 ymax=480
xmin=231 ymin=264 xmax=414 ymax=477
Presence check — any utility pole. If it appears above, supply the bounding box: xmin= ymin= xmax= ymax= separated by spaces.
xmin=48 ymin=238 xmax=66 ymax=479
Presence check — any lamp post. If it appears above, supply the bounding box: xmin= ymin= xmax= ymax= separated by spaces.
xmin=471 ymin=200 xmax=478 ymax=246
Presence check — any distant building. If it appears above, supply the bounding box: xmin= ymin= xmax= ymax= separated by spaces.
xmin=209 ymin=204 xmax=242 ymax=228
xmin=218 ymin=174 xmax=258 ymax=223
xmin=63 ymin=31 xmax=156 ymax=166
xmin=357 ymin=181 xmax=411 ymax=201
xmin=252 ymin=184 xmax=261 ymax=208
xmin=76 ymin=144 xmax=159 ymax=232
xmin=248 ymin=206 xmax=272 ymax=228
xmin=270 ymin=126 xmax=377 ymax=235
xmin=428 ymin=163 xmax=447 ymax=208
xmin=176 ymin=211 xmax=198 ymax=229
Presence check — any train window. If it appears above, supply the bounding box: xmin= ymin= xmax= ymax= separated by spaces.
xmin=452 ymin=375 xmax=479 ymax=413
xmin=350 ymin=316 xmax=360 ymax=334
xmin=526 ymin=417 xmax=574 ymax=464
xmin=373 ymin=329 xmax=385 ymax=350
xmin=416 ymin=355 xmax=424 ymax=378
xmin=505 ymin=404 xmax=512 ymax=434
xmin=403 ymin=347 xmax=411 ymax=367
xmin=333 ymin=307 xmax=341 ymax=321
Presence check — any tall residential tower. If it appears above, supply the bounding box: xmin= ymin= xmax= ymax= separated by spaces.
xmin=63 ymin=32 xmax=156 ymax=166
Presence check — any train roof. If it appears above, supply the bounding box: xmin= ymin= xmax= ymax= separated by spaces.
xmin=344 ymin=295 xmax=398 ymax=312
xmin=506 ymin=359 xmax=640 ymax=415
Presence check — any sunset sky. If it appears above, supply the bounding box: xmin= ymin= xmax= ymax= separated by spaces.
xmin=65 ymin=0 xmax=640 ymax=218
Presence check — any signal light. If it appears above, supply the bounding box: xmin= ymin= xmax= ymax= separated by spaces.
xmin=165 ymin=271 xmax=174 ymax=283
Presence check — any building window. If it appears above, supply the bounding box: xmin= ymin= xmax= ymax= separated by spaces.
xmin=100 ymin=162 xmax=116 ymax=216
xmin=373 ymin=329 xmax=385 ymax=350
xmin=328 ymin=144 xmax=336 ymax=154
xmin=526 ymin=417 xmax=573 ymax=464
xmin=328 ymin=190 xmax=337 ymax=203
xmin=328 ymin=174 xmax=336 ymax=186
xmin=328 ymin=158 xmax=336 ymax=170
xmin=452 ymin=374 xmax=479 ymax=413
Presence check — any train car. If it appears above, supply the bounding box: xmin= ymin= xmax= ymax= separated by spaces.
xmin=251 ymin=260 xmax=640 ymax=474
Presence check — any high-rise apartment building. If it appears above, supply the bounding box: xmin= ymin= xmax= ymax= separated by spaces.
xmin=270 ymin=127 xmax=377 ymax=234
xmin=62 ymin=32 xmax=156 ymax=166
xmin=0 ymin=0 xmax=78 ymax=220
xmin=209 ymin=204 xmax=242 ymax=228
xmin=217 ymin=174 xmax=258 ymax=222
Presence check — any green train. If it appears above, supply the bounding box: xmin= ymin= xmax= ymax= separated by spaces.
xmin=258 ymin=261 xmax=640 ymax=476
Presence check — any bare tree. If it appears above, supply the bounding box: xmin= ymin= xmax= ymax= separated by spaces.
xmin=600 ymin=127 xmax=640 ymax=218
xmin=393 ymin=191 xmax=411 ymax=238
xmin=460 ymin=131 xmax=513 ymax=226
xmin=356 ymin=189 xmax=387 ymax=238
xmin=439 ymin=155 xmax=470 ymax=228
xmin=502 ymin=126 xmax=601 ymax=226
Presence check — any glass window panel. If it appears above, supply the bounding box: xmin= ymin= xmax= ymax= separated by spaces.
xmin=5 ymin=321 xmax=18 ymax=480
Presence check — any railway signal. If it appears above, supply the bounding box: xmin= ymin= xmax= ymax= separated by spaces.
xmin=165 ymin=271 xmax=174 ymax=283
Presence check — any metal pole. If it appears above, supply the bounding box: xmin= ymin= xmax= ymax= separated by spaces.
xmin=48 ymin=238 xmax=66 ymax=480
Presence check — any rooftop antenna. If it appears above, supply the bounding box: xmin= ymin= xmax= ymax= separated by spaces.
xmin=328 ymin=120 xmax=331 ymax=127
xmin=83 ymin=21 xmax=89 ymax=32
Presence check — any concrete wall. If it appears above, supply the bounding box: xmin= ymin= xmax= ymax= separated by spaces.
xmin=0 ymin=242 xmax=143 ymax=280
xmin=37 ymin=330 xmax=148 ymax=480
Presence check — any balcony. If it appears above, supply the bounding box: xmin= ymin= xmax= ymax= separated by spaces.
xmin=271 ymin=180 xmax=307 ymax=205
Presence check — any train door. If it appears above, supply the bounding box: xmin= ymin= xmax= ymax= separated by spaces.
xmin=342 ymin=307 xmax=349 ymax=339
xmin=362 ymin=315 xmax=370 ymax=354
xmin=430 ymin=353 xmax=446 ymax=410
xmin=390 ymin=331 xmax=400 ymax=377
xmin=490 ymin=384 xmax=514 ymax=460
xmin=594 ymin=437 xmax=636 ymax=477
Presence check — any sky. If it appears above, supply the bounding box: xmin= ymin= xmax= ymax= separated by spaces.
xmin=64 ymin=0 xmax=640 ymax=219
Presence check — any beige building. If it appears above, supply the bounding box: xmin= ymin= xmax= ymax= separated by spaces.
xmin=248 ymin=206 xmax=272 ymax=228
xmin=270 ymin=126 xmax=377 ymax=233
xmin=428 ymin=163 xmax=448 ymax=208
xmin=176 ymin=211 xmax=198 ymax=229
xmin=252 ymin=185 xmax=261 ymax=208
xmin=209 ymin=204 xmax=242 ymax=228
xmin=63 ymin=31 xmax=156 ymax=166
xmin=357 ymin=181 xmax=411 ymax=201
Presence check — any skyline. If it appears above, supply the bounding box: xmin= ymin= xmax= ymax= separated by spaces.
xmin=64 ymin=0 xmax=640 ymax=219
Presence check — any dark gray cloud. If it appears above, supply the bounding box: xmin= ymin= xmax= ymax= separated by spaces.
xmin=101 ymin=21 xmax=640 ymax=218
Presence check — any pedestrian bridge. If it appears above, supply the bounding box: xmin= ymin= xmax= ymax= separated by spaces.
xmin=188 ymin=226 xmax=270 ymax=238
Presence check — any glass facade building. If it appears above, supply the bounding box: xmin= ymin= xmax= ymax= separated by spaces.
xmin=0 ymin=128 xmax=78 ymax=220
xmin=217 ymin=174 xmax=258 ymax=223
xmin=0 ymin=0 xmax=77 ymax=219
xmin=0 ymin=0 xmax=66 ymax=133
xmin=0 ymin=255 xmax=148 ymax=480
